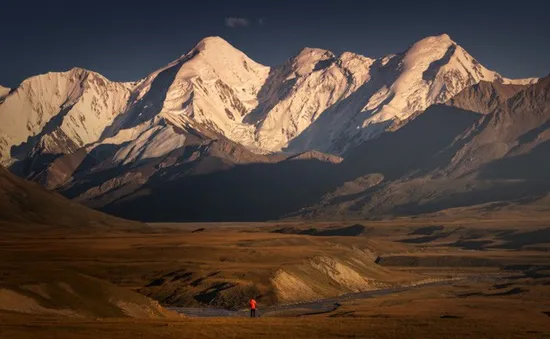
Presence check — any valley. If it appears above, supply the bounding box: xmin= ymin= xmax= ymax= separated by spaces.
xmin=1 ymin=215 xmax=549 ymax=338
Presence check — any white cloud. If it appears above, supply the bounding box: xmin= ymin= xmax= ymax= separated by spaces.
xmin=225 ymin=17 xmax=250 ymax=28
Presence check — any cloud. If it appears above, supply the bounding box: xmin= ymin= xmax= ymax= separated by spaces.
xmin=225 ymin=17 xmax=250 ymax=28
xmin=259 ymin=18 xmax=265 ymax=25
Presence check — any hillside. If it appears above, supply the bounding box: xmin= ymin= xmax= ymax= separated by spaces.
xmin=0 ymin=165 xmax=141 ymax=228
xmin=0 ymin=271 xmax=172 ymax=319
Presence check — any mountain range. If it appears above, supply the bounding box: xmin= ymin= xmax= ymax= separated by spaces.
xmin=1 ymin=34 xmax=548 ymax=222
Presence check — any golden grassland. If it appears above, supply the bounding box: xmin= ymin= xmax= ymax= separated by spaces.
xmin=1 ymin=214 xmax=550 ymax=338
xmin=1 ymin=294 xmax=548 ymax=339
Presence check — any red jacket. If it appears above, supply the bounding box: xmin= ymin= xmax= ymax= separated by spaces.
xmin=249 ymin=299 xmax=257 ymax=310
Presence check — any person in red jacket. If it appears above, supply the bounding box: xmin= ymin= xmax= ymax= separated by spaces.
xmin=249 ymin=298 xmax=257 ymax=318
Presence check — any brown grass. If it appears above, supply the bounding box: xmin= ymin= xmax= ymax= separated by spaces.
xmin=1 ymin=312 xmax=547 ymax=339
xmin=1 ymin=215 xmax=550 ymax=338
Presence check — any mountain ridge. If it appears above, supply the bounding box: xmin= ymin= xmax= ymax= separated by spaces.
xmin=0 ymin=34 xmax=538 ymax=167
xmin=0 ymin=34 xmax=545 ymax=222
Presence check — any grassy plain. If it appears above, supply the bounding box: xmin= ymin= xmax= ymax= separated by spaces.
xmin=1 ymin=215 xmax=549 ymax=338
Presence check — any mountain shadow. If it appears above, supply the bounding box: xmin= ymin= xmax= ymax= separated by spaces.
xmin=479 ymin=140 xmax=550 ymax=181
xmin=96 ymin=105 xmax=484 ymax=222
xmin=101 ymin=157 xmax=343 ymax=222
xmin=340 ymin=104 xmax=482 ymax=180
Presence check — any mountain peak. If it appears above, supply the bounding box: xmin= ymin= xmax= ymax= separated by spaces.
xmin=399 ymin=33 xmax=460 ymax=72
xmin=287 ymin=47 xmax=336 ymax=75
xmin=415 ymin=33 xmax=454 ymax=45
xmin=293 ymin=47 xmax=335 ymax=62
xmin=192 ymin=36 xmax=236 ymax=53
xmin=14 ymin=67 xmax=118 ymax=92
xmin=296 ymin=47 xmax=333 ymax=56
xmin=406 ymin=33 xmax=456 ymax=54
xmin=434 ymin=33 xmax=452 ymax=41
xmin=180 ymin=36 xmax=269 ymax=72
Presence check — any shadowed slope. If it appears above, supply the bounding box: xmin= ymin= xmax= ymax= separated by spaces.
xmin=101 ymin=157 xmax=340 ymax=222
xmin=0 ymin=165 xmax=142 ymax=228
xmin=300 ymin=76 xmax=550 ymax=218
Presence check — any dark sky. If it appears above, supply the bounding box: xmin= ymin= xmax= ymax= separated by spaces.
xmin=2 ymin=0 xmax=549 ymax=88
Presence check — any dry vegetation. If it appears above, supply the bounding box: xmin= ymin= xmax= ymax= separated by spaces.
xmin=1 ymin=214 xmax=550 ymax=338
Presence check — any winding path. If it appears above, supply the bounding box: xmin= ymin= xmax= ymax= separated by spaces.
xmin=168 ymin=274 xmax=505 ymax=318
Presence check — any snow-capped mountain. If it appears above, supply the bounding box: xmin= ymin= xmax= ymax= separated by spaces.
xmin=55 ymin=76 xmax=547 ymax=222
xmin=0 ymin=34 xmax=544 ymax=221
xmin=0 ymin=69 xmax=132 ymax=166
xmin=0 ymin=34 xmax=537 ymax=169
xmin=248 ymin=47 xmax=375 ymax=151
xmin=285 ymin=34 xmax=537 ymax=153
xmin=98 ymin=37 xmax=270 ymax=151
